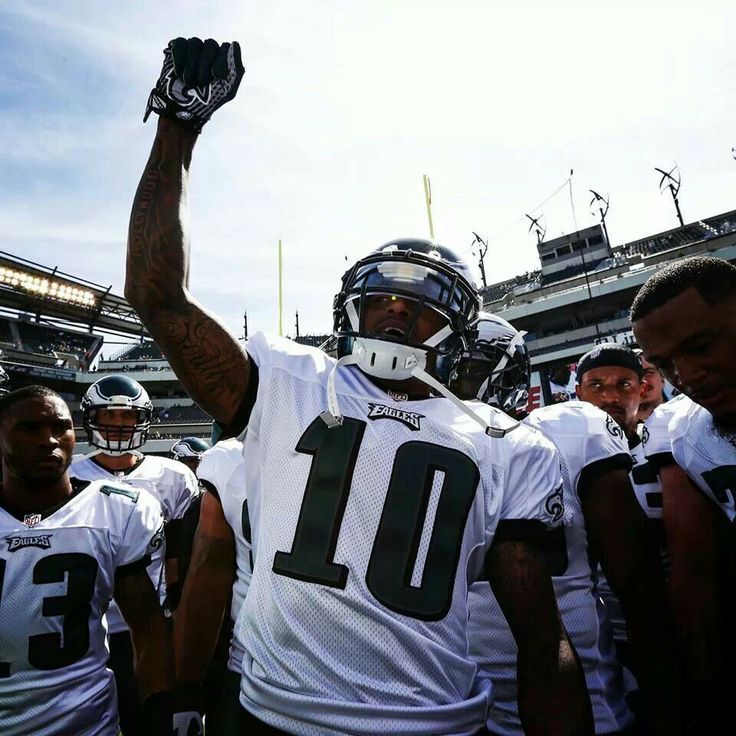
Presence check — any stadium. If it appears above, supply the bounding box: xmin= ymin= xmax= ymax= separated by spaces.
xmin=0 ymin=206 xmax=733 ymax=456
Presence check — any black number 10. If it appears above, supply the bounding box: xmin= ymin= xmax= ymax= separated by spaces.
xmin=272 ymin=417 xmax=480 ymax=621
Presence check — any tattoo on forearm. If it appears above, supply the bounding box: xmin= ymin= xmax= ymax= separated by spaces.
xmin=127 ymin=124 xmax=248 ymax=420
xmin=191 ymin=532 xmax=235 ymax=573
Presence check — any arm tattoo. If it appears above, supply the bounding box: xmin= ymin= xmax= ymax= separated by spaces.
xmin=127 ymin=119 xmax=249 ymax=423
xmin=191 ymin=531 xmax=235 ymax=573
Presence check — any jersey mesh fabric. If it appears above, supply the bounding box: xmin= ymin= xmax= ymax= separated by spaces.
xmin=642 ymin=394 xmax=688 ymax=460
xmin=0 ymin=480 xmax=163 ymax=735
xmin=198 ymin=437 xmax=250 ymax=673
xmin=669 ymin=397 xmax=736 ymax=521
xmin=234 ymin=332 xmax=560 ymax=736
xmin=469 ymin=401 xmax=634 ymax=735
xmin=70 ymin=455 xmax=197 ymax=632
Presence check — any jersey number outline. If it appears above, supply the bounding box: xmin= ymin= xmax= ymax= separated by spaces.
xmin=702 ymin=465 xmax=736 ymax=507
xmin=0 ymin=553 xmax=98 ymax=676
xmin=272 ymin=417 xmax=480 ymax=621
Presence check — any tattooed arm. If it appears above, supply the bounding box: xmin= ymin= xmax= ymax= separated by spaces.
xmin=486 ymin=535 xmax=593 ymax=736
xmin=174 ymin=489 xmax=236 ymax=688
xmin=126 ymin=116 xmax=251 ymax=427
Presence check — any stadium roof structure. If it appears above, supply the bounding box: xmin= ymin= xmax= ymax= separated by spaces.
xmin=0 ymin=251 xmax=149 ymax=338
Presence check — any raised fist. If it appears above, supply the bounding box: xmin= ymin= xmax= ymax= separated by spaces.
xmin=144 ymin=37 xmax=244 ymax=132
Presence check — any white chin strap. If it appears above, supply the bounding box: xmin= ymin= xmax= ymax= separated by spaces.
xmin=320 ymin=338 xmax=519 ymax=438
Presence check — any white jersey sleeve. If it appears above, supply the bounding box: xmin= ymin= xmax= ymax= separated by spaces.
xmin=525 ymin=400 xmax=632 ymax=499
xmin=669 ymin=397 xmax=736 ymax=522
xmin=198 ymin=438 xmax=250 ymax=673
xmin=112 ymin=484 xmax=166 ymax=572
xmin=496 ymin=422 xmax=564 ymax=528
xmin=641 ymin=394 xmax=688 ymax=470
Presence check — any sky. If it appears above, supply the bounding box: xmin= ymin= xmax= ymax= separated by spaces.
xmin=1 ymin=0 xmax=735 ymax=345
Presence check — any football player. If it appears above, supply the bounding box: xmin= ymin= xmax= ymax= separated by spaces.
xmin=174 ymin=435 xmax=248 ymax=736
xmin=454 ymin=314 xmax=683 ymax=736
xmin=573 ymin=344 xmax=679 ymax=714
xmin=0 ymin=386 xmax=173 ymax=735
xmin=71 ymin=374 xmax=198 ymax=736
xmin=635 ymin=352 xmax=667 ymax=422
xmin=125 ymin=37 xmax=593 ymax=736
xmin=170 ymin=436 xmax=210 ymax=474
xmin=631 ymin=255 xmax=736 ymax=732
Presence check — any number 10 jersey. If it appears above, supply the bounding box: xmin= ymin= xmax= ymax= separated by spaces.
xmin=235 ymin=333 xmax=561 ymax=736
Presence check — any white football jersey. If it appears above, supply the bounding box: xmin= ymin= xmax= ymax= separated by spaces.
xmin=235 ymin=332 xmax=563 ymax=736
xmin=0 ymin=479 xmax=163 ymax=736
xmin=641 ymin=394 xmax=689 ymax=470
xmin=70 ymin=455 xmax=198 ymax=633
xmin=629 ymin=427 xmax=662 ymax=521
xmin=468 ymin=400 xmax=635 ymax=735
xmin=668 ymin=396 xmax=736 ymax=522
xmin=197 ymin=437 xmax=250 ymax=673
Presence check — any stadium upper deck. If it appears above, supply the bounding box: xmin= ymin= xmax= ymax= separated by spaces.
xmin=481 ymin=208 xmax=736 ymax=377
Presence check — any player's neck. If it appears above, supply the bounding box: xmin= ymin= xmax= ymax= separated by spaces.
xmin=0 ymin=474 xmax=74 ymax=516
xmin=92 ymin=452 xmax=141 ymax=472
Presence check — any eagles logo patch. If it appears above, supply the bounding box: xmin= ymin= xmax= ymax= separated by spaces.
xmin=544 ymin=484 xmax=565 ymax=523
xmin=146 ymin=525 xmax=166 ymax=555
xmin=605 ymin=414 xmax=625 ymax=440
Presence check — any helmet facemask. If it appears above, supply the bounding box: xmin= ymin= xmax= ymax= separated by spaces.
xmin=81 ymin=376 xmax=154 ymax=457
xmin=334 ymin=251 xmax=478 ymax=383
xmin=453 ymin=320 xmax=531 ymax=416
xmin=84 ymin=405 xmax=152 ymax=456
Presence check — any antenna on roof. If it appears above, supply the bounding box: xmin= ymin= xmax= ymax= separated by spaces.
xmin=589 ymin=189 xmax=611 ymax=246
xmin=470 ymin=232 xmax=489 ymax=288
xmin=655 ymin=164 xmax=684 ymax=227
xmin=525 ymin=213 xmax=546 ymax=245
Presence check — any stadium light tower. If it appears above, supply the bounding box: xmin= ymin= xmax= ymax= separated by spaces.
xmin=470 ymin=232 xmax=489 ymax=288
xmin=525 ymin=213 xmax=546 ymax=245
xmin=589 ymin=190 xmax=611 ymax=246
xmin=655 ymin=165 xmax=684 ymax=227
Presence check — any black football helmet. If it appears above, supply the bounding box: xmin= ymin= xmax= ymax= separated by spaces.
xmin=81 ymin=375 xmax=153 ymax=455
xmin=333 ymin=238 xmax=480 ymax=382
xmin=453 ymin=311 xmax=531 ymax=416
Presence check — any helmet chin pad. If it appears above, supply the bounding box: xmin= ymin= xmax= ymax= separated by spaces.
xmin=351 ymin=338 xmax=427 ymax=381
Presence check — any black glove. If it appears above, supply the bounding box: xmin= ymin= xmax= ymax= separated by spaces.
xmin=144 ymin=37 xmax=244 ymax=132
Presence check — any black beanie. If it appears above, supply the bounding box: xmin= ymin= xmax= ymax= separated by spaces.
xmin=575 ymin=344 xmax=643 ymax=384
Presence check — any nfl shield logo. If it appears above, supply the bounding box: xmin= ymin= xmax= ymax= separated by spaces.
xmin=23 ymin=513 xmax=42 ymax=528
